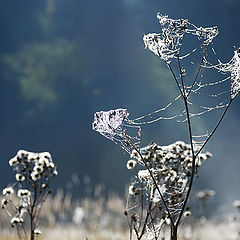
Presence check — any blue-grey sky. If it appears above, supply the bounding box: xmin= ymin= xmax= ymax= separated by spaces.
xmin=0 ymin=0 xmax=240 ymax=209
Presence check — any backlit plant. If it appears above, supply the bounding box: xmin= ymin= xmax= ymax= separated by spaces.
xmin=93 ymin=13 xmax=239 ymax=240
xmin=2 ymin=150 xmax=58 ymax=240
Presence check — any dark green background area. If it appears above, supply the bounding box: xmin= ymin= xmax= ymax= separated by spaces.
xmin=0 ymin=0 xmax=240 ymax=208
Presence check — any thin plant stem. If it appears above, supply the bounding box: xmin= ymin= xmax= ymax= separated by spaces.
xmin=196 ymin=98 xmax=233 ymax=156
xmin=167 ymin=63 xmax=183 ymax=97
xmin=167 ymin=57 xmax=196 ymax=230
xmin=186 ymin=46 xmax=208 ymax=98
xmin=186 ymin=56 xmax=204 ymax=98
xmin=175 ymin=55 xmax=196 ymax=227
xmin=132 ymin=143 xmax=175 ymax=227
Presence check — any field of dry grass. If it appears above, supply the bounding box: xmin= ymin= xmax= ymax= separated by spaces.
xmin=1 ymin=189 xmax=240 ymax=240
xmin=1 ymin=222 xmax=239 ymax=240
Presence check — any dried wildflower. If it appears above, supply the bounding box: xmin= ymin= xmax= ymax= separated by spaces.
xmin=184 ymin=210 xmax=191 ymax=217
xmin=3 ymin=187 xmax=14 ymax=196
xmin=17 ymin=189 xmax=31 ymax=198
xmin=34 ymin=229 xmax=42 ymax=235
xmin=196 ymin=189 xmax=216 ymax=200
xmin=1 ymin=199 xmax=8 ymax=209
xmin=31 ymin=171 xmax=41 ymax=181
xmin=11 ymin=216 xmax=24 ymax=226
xmin=165 ymin=170 xmax=177 ymax=182
xmin=130 ymin=149 xmax=141 ymax=160
xmin=15 ymin=173 xmax=25 ymax=182
xmin=161 ymin=216 xmax=171 ymax=225
xmin=128 ymin=185 xmax=138 ymax=195
xmin=53 ymin=169 xmax=58 ymax=176
xmin=48 ymin=162 xmax=55 ymax=169
xmin=33 ymin=164 xmax=44 ymax=173
xmin=177 ymin=178 xmax=187 ymax=188
xmin=138 ymin=169 xmax=151 ymax=181
xmin=233 ymin=200 xmax=240 ymax=208
xmin=205 ymin=151 xmax=213 ymax=158
xmin=3 ymin=149 xmax=57 ymax=239
xmin=126 ymin=159 xmax=137 ymax=169
xmin=126 ymin=141 xmax=211 ymax=234
xmin=9 ymin=157 xmax=18 ymax=166
xmin=41 ymin=184 xmax=47 ymax=189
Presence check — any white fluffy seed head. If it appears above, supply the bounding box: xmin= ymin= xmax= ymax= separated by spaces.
xmin=126 ymin=159 xmax=137 ymax=169
xmin=15 ymin=174 xmax=25 ymax=182
xmin=3 ymin=187 xmax=14 ymax=196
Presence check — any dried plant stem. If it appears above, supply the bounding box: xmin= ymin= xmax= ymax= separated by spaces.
xmin=166 ymin=53 xmax=234 ymax=239
xmin=30 ymin=184 xmax=38 ymax=240
xmin=130 ymin=141 xmax=175 ymax=227
xmin=196 ymin=98 xmax=233 ymax=156
xmin=175 ymin=56 xmax=196 ymax=231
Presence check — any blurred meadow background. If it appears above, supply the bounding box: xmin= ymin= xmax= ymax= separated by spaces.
xmin=1 ymin=0 xmax=240 ymax=239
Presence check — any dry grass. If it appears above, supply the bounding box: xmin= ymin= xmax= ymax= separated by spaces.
xmin=0 ymin=222 xmax=239 ymax=240
xmin=1 ymin=189 xmax=239 ymax=240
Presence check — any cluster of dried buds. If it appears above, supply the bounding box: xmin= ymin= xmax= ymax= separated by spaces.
xmin=2 ymin=150 xmax=57 ymax=230
xmin=9 ymin=150 xmax=57 ymax=183
xmin=126 ymin=141 xmax=212 ymax=224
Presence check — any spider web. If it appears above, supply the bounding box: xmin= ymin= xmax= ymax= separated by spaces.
xmin=92 ymin=108 xmax=141 ymax=153
xmin=92 ymin=14 xmax=239 ymax=153
xmin=133 ymin=13 xmax=238 ymax=150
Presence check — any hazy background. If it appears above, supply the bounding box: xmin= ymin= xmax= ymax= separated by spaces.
xmin=0 ymin=0 xmax=240 ymax=211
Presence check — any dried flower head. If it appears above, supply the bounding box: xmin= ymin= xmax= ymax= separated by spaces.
xmin=1 ymin=198 xmax=8 ymax=209
xmin=9 ymin=157 xmax=18 ymax=166
xmin=17 ymin=189 xmax=31 ymax=198
xmin=126 ymin=141 xmax=212 ymax=232
xmin=15 ymin=173 xmax=25 ymax=182
xmin=196 ymin=189 xmax=216 ymax=200
xmin=3 ymin=149 xmax=57 ymax=239
xmin=3 ymin=187 xmax=14 ymax=196
xmin=126 ymin=159 xmax=137 ymax=169
xmin=11 ymin=216 xmax=24 ymax=227
xmin=31 ymin=171 xmax=41 ymax=181
xmin=34 ymin=229 xmax=42 ymax=235
xmin=128 ymin=185 xmax=138 ymax=195
xmin=233 ymin=200 xmax=240 ymax=208
xmin=184 ymin=210 xmax=191 ymax=217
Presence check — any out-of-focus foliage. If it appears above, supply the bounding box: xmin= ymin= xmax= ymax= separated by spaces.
xmin=4 ymin=40 xmax=73 ymax=110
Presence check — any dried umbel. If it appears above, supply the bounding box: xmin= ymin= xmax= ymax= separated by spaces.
xmin=9 ymin=149 xmax=58 ymax=183
xmin=126 ymin=141 xmax=212 ymax=239
xmin=143 ymin=13 xmax=218 ymax=64
xmin=2 ymin=150 xmax=57 ymax=240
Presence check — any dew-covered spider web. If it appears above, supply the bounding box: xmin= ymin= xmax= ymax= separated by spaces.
xmin=92 ymin=108 xmax=142 ymax=153
xmin=92 ymin=12 xmax=240 ymax=240
xmin=92 ymin=13 xmax=240 ymax=153
xmin=128 ymin=13 xmax=240 ymax=151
